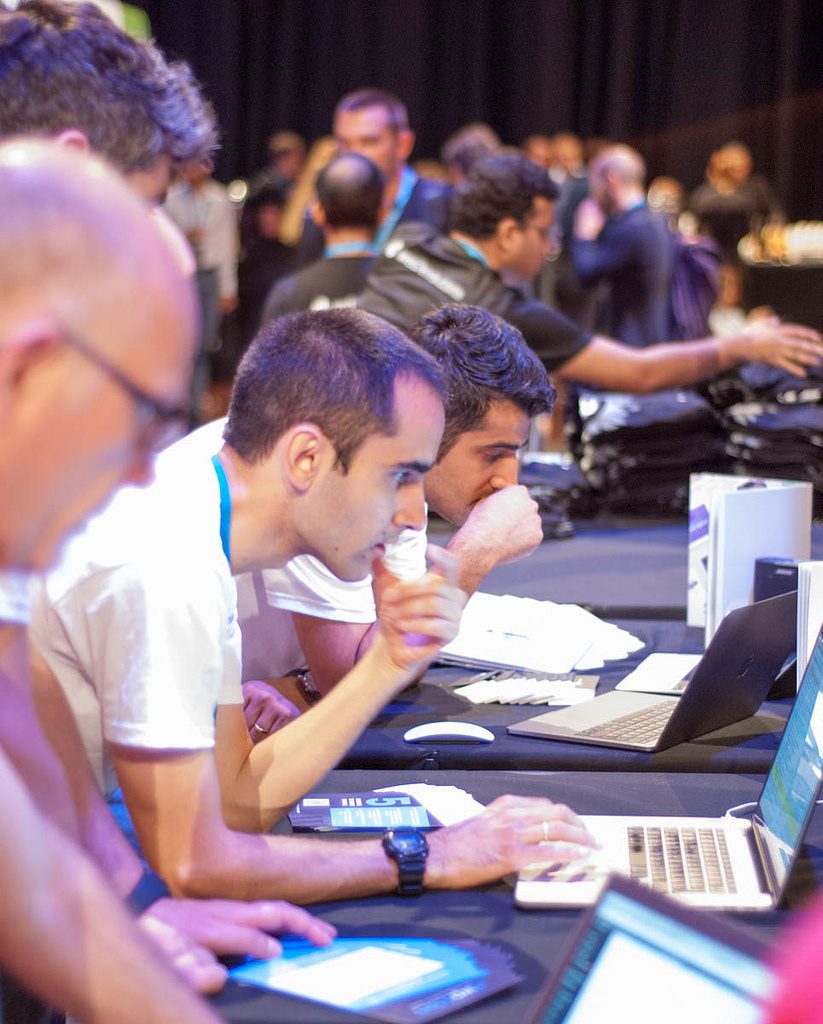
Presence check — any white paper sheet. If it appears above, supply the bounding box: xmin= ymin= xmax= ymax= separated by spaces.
xmin=374 ymin=783 xmax=484 ymax=824
xmin=440 ymin=592 xmax=642 ymax=674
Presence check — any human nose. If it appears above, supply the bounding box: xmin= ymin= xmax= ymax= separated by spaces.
xmin=393 ymin=482 xmax=427 ymax=532
xmin=490 ymin=462 xmax=519 ymax=489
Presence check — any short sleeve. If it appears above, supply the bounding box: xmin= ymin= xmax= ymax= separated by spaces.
xmin=44 ymin=558 xmax=235 ymax=752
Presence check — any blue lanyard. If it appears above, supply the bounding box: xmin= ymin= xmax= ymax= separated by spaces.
xmin=211 ymin=454 xmax=231 ymax=565
xmin=323 ymin=241 xmax=376 ymax=258
xmin=373 ymin=166 xmax=417 ymax=252
xmin=453 ymin=237 xmax=490 ymax=268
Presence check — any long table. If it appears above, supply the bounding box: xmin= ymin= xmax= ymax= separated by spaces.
xmin=339 ymin=665 xmax=791 ymax=774
xmin=337 ymin=521 xmax=823 ymax=774
xmin=212 ymin=768 xmax=823 ymax=1023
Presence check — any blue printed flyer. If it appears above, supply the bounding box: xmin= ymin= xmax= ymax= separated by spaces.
xmin=288 ymin=791 xmax=442 ymax=831
xmin=229 ymin=935 xmax=521 ymax=1022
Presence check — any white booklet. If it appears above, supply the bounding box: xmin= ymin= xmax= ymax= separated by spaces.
xmin=439 ymin=592 xmax=642 ymax=675
xmin=687 ymin=473 xmax=811 ymax=645
xmin=615 ymin=652 xmax=702 ymax=696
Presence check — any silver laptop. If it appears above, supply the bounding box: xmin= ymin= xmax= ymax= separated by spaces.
xmin=524 ymin=875 xmax=773 ymax=1024
xmin=508 ymin=590 xmax=796 ymax=752
xmin=516 ymin=622 xmax=823 ymax=910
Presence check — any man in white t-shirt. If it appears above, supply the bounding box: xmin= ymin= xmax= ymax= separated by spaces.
xmin=32 ymin=306 xmax=595 ymax=906
xmin=236 ymin=304 xmax=552 ymax=716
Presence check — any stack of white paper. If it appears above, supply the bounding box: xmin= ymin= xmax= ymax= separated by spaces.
xmin=439 ymin=591 xmax=643 ymax=675
xmin=454 ymin=673 xmax=598 ymax=706
xmin=797 ymin=561 xmax=823 ymax=684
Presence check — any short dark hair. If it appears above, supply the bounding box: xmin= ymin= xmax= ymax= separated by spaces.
xmin=450 ymin=153 xmax=559 ymax=239
xmin=246 ymin=178 xmax=289 ymax=212
xmin=0 ymin=0 xmax=217 ymax=172
xmin=440 ymin=122 xmax=501 ymax=177
xmin=225 ymin=308 xmax=444 ymax=470
xmin=334 ymin=88 xmax=409 ymax=132
xmin=315 ymin=152 xmax=384 ymax=231
xmin=411 ymin=304 xmax=555 ymax=458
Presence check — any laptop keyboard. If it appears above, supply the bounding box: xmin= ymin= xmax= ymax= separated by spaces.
xmin=628 ymin=825 xmax=738 ymax=894
xmin=578 ymin=701 xmax=675 ymax=744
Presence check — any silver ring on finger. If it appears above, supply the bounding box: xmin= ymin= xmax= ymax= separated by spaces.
xmin=253 ymin=721 xmax=269 ymax=735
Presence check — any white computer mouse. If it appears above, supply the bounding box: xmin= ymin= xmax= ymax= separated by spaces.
xmin=402 ymin=721 xmax=495 ymax=744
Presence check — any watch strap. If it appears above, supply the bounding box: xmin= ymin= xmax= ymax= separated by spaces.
xmin=126 ymin=869 xmax=171 ymax=915
xmin=382 ymin=829 xmax=428 ymax=896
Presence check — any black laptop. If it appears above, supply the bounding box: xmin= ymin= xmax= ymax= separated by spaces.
xmin=508 ymin=590 xmax=796 ymax=752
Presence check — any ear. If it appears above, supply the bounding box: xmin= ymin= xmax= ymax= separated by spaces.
xmin=281 ymin=423 xmax=333 ymax=494
xmin=53 ymin=128 xmax=91 ymax=153
xmin=493 ymin=216 xmax=522 ymax=256
xmin=0 ymin=320 xmax=61 ymax=415
xmin=397 ymin=128 xmax=415 ymax=163
xmin=309 ymin=199 xmax=326 ymax=229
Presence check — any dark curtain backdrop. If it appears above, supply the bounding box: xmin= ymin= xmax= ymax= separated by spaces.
xmin=140 ymin=0 xmax=823 ymax=219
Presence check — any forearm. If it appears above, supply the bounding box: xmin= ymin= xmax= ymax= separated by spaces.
xmin=636 ymin=331 xmax=764 ymax=391
xmin=0 ymin=757 xmax=217 ymax=1024
xmin=632 ymin=337 xmax=724 ymax=391
xmin=235 ymin=637 xmax=410 ymax=826
xmin=446 ymin=531 xmax=498 ymax=595
xmin=177 ymin=828 xmax=400 ymax=904
xmin=559 ymin=333 xmax=723 ymax=393
xmin=115 ymin=740 xmax=402 ymax=904
xmin=0 ymin=626 xmax=83 ymax=840
xmin=30 ymin=650 xmax=143 ymax=896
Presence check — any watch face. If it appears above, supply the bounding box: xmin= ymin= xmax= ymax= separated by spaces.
xmin=386 ymin=829 xmax=428 ymax=856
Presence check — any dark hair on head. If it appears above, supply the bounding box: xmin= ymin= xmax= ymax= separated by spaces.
xmin=315 ymin=152 xmax=384 ymax=230
xmin=245 ymin=178 xmax=289 ymax=212
xmin=225 ymin=308 xmax=444 ymax=471
xmin=411 ymin=304 xmax=555 ymax=458
xmin=440 ymin=122 xmax=501 ymax=177
xmin=449 ymin=153 xmax=559 ymax=239
xmin=0 ymin=0 xmax=218 ymax=172
xmin=334 ymin=87 xmax=409 ymax=132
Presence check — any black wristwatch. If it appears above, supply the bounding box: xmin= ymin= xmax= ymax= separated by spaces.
xmin=382 ymin=828 xmax=429 ymax=896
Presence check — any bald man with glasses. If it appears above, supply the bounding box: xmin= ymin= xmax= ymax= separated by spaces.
xmin=0 ymin=141 xmax=333 ymax=1023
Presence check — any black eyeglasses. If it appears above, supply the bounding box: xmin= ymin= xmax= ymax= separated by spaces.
xmin=61 ymin=327 xmax=191 ymax=454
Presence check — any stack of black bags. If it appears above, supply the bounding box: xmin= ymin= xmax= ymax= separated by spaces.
xmin=701 ymin=364 xmax=823 ymax=515
xmin=568 ymin=389 xmax=732 ymax=516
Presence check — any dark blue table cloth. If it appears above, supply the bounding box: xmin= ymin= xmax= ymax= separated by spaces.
xmin=213 ymin=768 xmax=823 ymax=1023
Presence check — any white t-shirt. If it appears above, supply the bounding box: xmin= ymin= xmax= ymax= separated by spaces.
xmin=30 ymin=435 xmax=242 ymax=795
xmin=0 ymin=570 xmax=33 ymax=625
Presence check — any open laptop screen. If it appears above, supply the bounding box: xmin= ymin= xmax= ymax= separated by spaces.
xmin=528 ymin=879 xmax=772 ymax=1024
xmin=755 ymin=628 xmax=823 ymax=897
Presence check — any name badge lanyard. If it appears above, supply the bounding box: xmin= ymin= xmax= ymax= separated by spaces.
xmin=323 ymin=241 xmax=376 ymax=258
xmin=453 ymin=237 xmax=490 ymax=268
xmin=373 ymin=166 xmax=417 ymax=253
xmin=211 ymin=454 xmax=231 ymax=565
